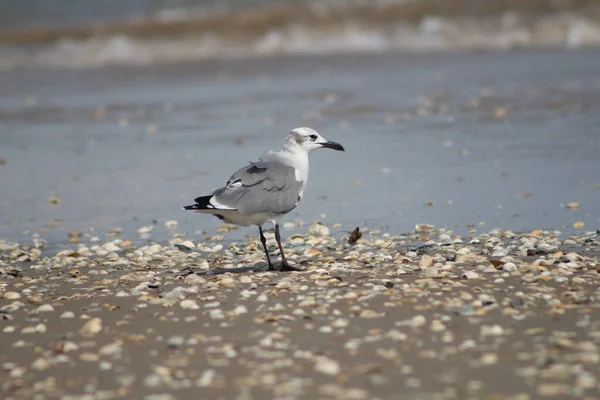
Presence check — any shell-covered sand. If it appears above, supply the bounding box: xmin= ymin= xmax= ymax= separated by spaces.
xmin=1 ymin=223 xmax=599 ymax=399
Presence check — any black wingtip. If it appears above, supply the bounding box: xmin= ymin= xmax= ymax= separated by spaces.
xmin=183 ymin=204 xmax=199 ymax=210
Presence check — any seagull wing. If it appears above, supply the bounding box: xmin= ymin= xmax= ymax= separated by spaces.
xmin=208 ymin=161 xmax=302 ymax=215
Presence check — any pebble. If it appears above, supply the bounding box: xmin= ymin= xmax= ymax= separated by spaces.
xmin=60 ymin=311 xmax=75 ymax=318
xmin=232 ymin=305 xmax=248 ymax=316
xmin=31 ymin=358 xmax=50 ymax=371
xmin=196 ymin=369 xmax=216 ymax=387
xmin=81 ymin=317 xmax=103 ymax=336
xmin=314 ymin=357 xmax=341 ymax=375
xmin=480 ymin=324 xmax=504 ymax=336
xmin=167 ymin=336 xmax=185 ymax=348
xmin=430 ymin=320 xmax=446 ymax=332
xmin=415 ymin=223 xmax=435 ymax=233
xmin=138 ymin=225 xmax=154 ymax=235
xmin=165 ymin=220 xmax=178 ymax=229
xmin=420 ymin=255 xmax=434 ymax=269
xmin=462 ymin=271 xmax=481 ymax=279
xmin=36 ymin=304 xmax=54 ymax=312
xmin=360 ymin=309 xmax=384 ymax=318
xmin=99 ymin=341 xmax=123 ymax=357
xmin=308 ymin=222 xmax=330 ymax=237
xmin=180 ymin=299 xmax=200 ymax=310
xmin=332 ymin=318 xmax=349 ymax=328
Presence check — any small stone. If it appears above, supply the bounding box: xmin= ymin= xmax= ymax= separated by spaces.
xmin=103 ymin=242 xmax=121 ymax=252
xmin=208 ymin=309 xmax=225 ymax=319
xmin=60 ymin=311 xmax=75 ymax=319
xmin=180 ymin=299 xmax=200 ymax=310
xmin=573 ymin=221 xmax=585 ymax=229
xmin=462 ymin=271 xmax=481 ymax=280
xmin=3 ymin=292 xmax=21 ymax=300
xmin=36 ymin=304 xmax=54 ymax=313
xmin=184 ymin=274 xmax=206 ymax=284
xmin=360 ymin=309 xmax=384 ymax=318
xmin=165 ymin=220 xmax=178 ymax=229
xmin=22 ymin=324 xmax=46 ymax=334
xmin=31 ymin=358 xmax=50 ymax=371
xmin=480 ymin=325 xmax=504 ymax=336
xmin=10 ymin=367 xmax=25 ymax=378
xmin=430 ymin=320 xmax=446 ymax=332
xmin=387 ymin=330 xmax=408 ymax=341
xmin=332 ymin=318 xmax=349 ymax=328
xmin=565 ymin=202 xmax=580 ymax=210
xmin=502 ymin=262 xmax=518 ymax=272
xmin=575 ymin=371 xmax=596 ymax=390
xmin=56 ymin=341 xmax=79 ymax=353
xmin=314 ymin=357 xmax=340 ymax=375
xmin=537 ymin=383 xmax=568 ymax=396
xmin=137 ymin=225 xmax=154 ymax=235
xmin=409 ymin=315 xmax=427 ymax=328
xmin=81 ymin=317 xmax=103 ymax=336
xmin=27 ymin=295 xmax=44 ymax=304
xmin=219 ymin=278 xmax=235 ymax=288
xmin=80 ymin=353 xmax=100 ymax=362
xmin=167 ymin=336 xmax=185 ymax=349
xmin=481 ymin=353 xmax=498 ymax=365
xmin=308 ymin=222 xmax=329 ymax=237
xmin=99 ymin=341 xmax=123 ymax=357
xmin=415 ymin=223 xmax=435 ymax=233
xmin=48 ymin=196 xmax=61 ymax=205
xmin=420 ymin=255 xmax=434 ymax=269
xmin=232 ymin=305 xmax=247 ymax=316
xmin=196 ymin=369 xmax=216 ymax=388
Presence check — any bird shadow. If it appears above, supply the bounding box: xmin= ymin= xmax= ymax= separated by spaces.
xmin=180 ymin=263 xmax=304 ymax=276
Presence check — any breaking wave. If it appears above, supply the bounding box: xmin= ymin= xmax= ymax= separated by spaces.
xmin=1 ymin=0 xmax=599 ymax=69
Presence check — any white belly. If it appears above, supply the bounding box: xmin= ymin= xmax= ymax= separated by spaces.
xmin=195 ymin=209 xmax=275 ymax=226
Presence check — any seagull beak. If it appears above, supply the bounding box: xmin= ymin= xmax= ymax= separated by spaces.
xmin=320 ymin=140 xmax=345 ymax=151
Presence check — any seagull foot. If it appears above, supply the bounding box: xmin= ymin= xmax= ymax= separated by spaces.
xmin=279 ymin=262 xmax=303 ymax=272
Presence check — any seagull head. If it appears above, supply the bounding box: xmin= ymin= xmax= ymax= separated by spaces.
xmin=285 ymin=127 xmax=345 ymax=154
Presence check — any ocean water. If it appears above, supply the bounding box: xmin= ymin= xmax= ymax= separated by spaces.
xmin=1 ymin=50 xmax=599 ymax=247
xmin=1 ymin=0 xmax=600 ymax=69
xmin=0 ymin=1 xmax=599 ymax=246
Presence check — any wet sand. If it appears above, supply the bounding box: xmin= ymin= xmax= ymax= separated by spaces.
xmin=1 ymin=50 xmax=600 ymax=246
xmin=1 ymin=225 xmax=599 ymax=399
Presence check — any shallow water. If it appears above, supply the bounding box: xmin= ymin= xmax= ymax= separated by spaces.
xmin=1 ymin=50 xmax=599 ymax=246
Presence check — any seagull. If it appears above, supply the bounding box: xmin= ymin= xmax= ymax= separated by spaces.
xmin=183 ymin=127 xmax=344 ymax=271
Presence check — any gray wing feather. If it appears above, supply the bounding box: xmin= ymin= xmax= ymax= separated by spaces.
xmin=212 ymin=161 xmax=301 ymax=215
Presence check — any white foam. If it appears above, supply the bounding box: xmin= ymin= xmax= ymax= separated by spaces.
xmin=1 ymin=12 xmax=599 ymax=70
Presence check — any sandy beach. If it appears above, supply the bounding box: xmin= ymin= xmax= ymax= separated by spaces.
xmin=2 ymin=1 xmax=600 ymax=398
xmin=1 ymin=224 xmax=600 ymax=399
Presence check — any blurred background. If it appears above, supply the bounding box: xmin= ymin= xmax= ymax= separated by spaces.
xmin=1 ymin=0 xmax=600 ymax=68
xmin=1 ymin=0 xmax=599 ymax=246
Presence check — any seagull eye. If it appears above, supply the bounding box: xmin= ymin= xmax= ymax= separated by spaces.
xmin=309 ymin=134 xmax=317 ymax=141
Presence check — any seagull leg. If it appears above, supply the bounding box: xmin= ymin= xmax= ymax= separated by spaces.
xmin=258 ymin=226 xmax=276 ymax=271
xmin=274 ymin=223 xmax=301 ymax=271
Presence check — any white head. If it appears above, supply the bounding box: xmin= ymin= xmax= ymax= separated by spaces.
xmin=283 ymin=127 xmax=345 ymax=154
